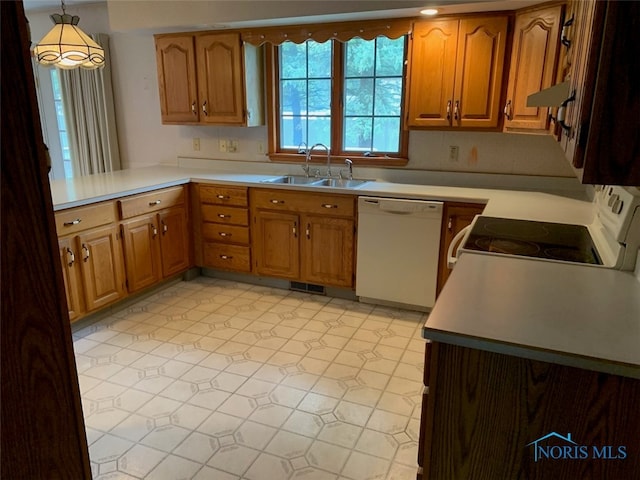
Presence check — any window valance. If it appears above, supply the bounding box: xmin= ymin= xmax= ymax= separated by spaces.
xmin=240 ymin=18 xmax=412 ymax=45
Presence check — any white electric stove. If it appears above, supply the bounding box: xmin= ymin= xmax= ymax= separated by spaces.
xmin=455 ymin=186 xmax=640 ymax=271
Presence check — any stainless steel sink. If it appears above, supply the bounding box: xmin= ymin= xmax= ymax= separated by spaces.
xmin=262 ymin=175 xmax=372 ymax=189
xmin=261 ymin=175 xmax=324 ymax=185
xmin=315 ymin=178 xmax=371 ymax=188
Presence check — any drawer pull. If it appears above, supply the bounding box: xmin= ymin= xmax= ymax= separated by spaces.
xmin=149 ymin=200 xmax=162 ymax=206
xmin=63 ymin=218 xmax=82 ymax=226
xmin=218 ymin=214 xmax=230 ymax=219
xmin=321 ymin=204 xmax=338 ymax=209
xmin=270 ymin=199 xmax=284 ymax=204
xmin=218 ymin=232 xmax=231 ymax=237
xmin=81 ymin=244 xmax=90 ymax=262
xmin=217 ymin=194 xmax=230 ymax=200
xmin=66 ymin=247 xmax=75 ymax=267
xmin=219 ymin=254 xmax=233 ymax=260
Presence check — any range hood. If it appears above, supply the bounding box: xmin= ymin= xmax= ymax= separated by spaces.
xmin=527 ymin=81 xmax=570 ymax=107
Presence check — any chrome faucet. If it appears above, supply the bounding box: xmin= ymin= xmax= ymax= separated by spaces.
xmin=298 ymin=142 xmax=310 ymax=177
xmin=308 ymin=143 xmax=332 ymax=178
xmin=342 ymin=158 xmax=353 ymax=180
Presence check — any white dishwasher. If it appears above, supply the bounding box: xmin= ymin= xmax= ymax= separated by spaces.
xmin=356 ymin=197 xmax=443 ymax=310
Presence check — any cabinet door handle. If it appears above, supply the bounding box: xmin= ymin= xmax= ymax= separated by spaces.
xmin=191 ymin=101 xmax=197 ymax=116
xmin=293 ymin=221 xmax=297 ymax=238
xmin=149 ymin=200 xmax=161 ymax=206
xmin=151 ymin=224 xmax=158 ymax=237
xmin=202 ymin=100 xmax=208 ymax=116
xmin=447 ymin=217 xmax=453 ymax=231
xmin=81 ymin=244 xmax=90 ymax=262
xmin=161 ymin=220 xmax=168 ymax=234
xmin=218 ymin=232 xmax=231 ymax=238
xmin=454 ymin=100 xmax=460 ymax=121
xmin=306 ymin=223 xmax=310 ymax=239
xmin=63 ymin=218 xmax=81 ymax=227
xmin=66 ymin=247 xmax=75 ymax=267
xmin=218 ymin=214 xmax=229 ymax=219
xmin=219 ymin=254 xmax=233 ymax=260
xmin=217 ymin=194 xmax=230 ymax=199
xmin=321 ymin=204 xmax=338 ymax=209
xmin=504 ymin=100 xmax=512 ymax=120
xmin=270 ymin=199 xmax=284 ymax=204
xmin=446 ymin=100 xmax=451 ymax=121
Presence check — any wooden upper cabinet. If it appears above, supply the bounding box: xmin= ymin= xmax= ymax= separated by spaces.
xmin=407 ymin=15 xmax=509 ymax=129
xmin=154 ymin=31 xmax=264 ymax=126
xmin=503 ymin=5 xmax=563 ymax=133
xmin=155 ymin=35 xmax=198 ymax=123
xmin=196 ymin=33 xmax=245 ymax=125
xmin=454 ymin=16 xmax=509 ymax=128
xmin=406 ymin=20 xmax=458 ymax=128
xmin=560 ymin=0 xmax=639 ymax=185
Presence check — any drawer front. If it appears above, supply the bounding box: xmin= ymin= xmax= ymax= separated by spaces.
xmin=200 ymin=184 xmax=248 ymax=207
xmin=251 ymin=188 xmax=355 ymax=217
xmin=55 ymin=201 xmax=117 ymax=236
xmin=202 ymin=223 xmax=250 ymax=244
xmin=203 ymin=243 xmax=251 ymax=272
xmin=201 ymin=205 xmax=249 ymax=226
xmin=119 ymin=186 xmax=185 ymax=219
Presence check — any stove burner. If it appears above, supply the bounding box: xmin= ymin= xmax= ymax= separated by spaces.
xmin=464 ymin=217 xmax=603 ymax=265
xmin=544 ymin=247 xmax=599 ymax=264
xmin=476 ymin=238 xmax=541 ymax=256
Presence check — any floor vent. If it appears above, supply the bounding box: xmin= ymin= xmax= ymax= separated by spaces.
xmin=290 ymin=281 xmax=326 ymax=295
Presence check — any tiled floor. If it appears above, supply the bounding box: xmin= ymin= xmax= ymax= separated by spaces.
xmin=73 ymin=276 xmax=427 ymax=480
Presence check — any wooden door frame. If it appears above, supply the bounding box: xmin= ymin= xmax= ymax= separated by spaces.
xmin=1 ymin=1 xmax=92 ymax=477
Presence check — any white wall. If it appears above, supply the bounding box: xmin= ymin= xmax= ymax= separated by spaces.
xmin=28 ymin=2 xmax=576 ymax=178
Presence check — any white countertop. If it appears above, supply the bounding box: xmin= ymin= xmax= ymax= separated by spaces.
xmin=49 ymin=165 xmax=595 ymax=227
xmin=51 ymin=165 xmax=640 ymax=377
xmin=424 ymin=253 xmax=640 ymax=378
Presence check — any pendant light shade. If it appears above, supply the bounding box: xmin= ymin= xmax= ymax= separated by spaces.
xmin=32 ymin=4 xmax=105 ymax=70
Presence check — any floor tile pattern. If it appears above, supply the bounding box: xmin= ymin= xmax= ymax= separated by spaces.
xmin=73 ymin=277 xmax=427 ymax=480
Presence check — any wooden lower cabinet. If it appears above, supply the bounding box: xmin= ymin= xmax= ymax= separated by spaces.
xmin=250 ymin=188 xmax=355 ymax=288
xmin=436 ymin=202 xmax=485 ymax=295
xmin=301 ymin=215 xmax=354 ymax=288
xmin=121 ymin=206 xmax=190 ymax=293
xmin=58 ymin=237 xmax=86 ymax=322
xmin=197 ymin=184 xmax=252 ymax=273
xmin=253 ymin=210 xmax=299 ymax=279
xmin=419 ymin=342 xmax=640 ymax=479
xmin=58 ymin=225 xmax=126 ymax=320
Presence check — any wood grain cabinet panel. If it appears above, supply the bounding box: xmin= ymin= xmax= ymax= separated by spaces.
xmin=76 ymin=225 xmax=126 ymax=312
xmin=155 ymin=32 xmax=263 ymax=126
xmin=407 ymin=15 xmax=509 ymax=129
xmin=504 ymin=5 xmax=563 ymax=132
xmin=155 ymin=35 xmax=198 ymax=123
xmin=419 ymin=342 xmax=640 ymax=479
xmin=197 ymin=184 xmax=252 ymax=273
xmin=121 ymin=215 xmax=162 ymax=293
xmin=250 ymin=188 xmax=355 ymax=288
xmin=55 ymin=201 xmax=126 ymax=320
xmin=158 ymin=207 xmax=191 ymax=277
xmin=58 ymin=237 xmax=86 ymax=322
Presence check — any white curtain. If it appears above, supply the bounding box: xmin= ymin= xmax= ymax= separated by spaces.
xmin=60 ymin=33 xmax=121 ymax=176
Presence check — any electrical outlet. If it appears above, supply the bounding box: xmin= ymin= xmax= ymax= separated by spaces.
xmin=257 ymin=142 xmax=265 ymax=155
xmin=228 ymin=139 xmax=238 ymax=153
xmin=448 ymin=145 xmax=459 ymax=162
xmin=218 ymin=139 xmax=227 ymax=153
xmin=192 ymin=138 xmax=200 ymax=151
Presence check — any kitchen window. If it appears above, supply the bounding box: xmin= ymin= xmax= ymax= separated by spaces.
xmin=251 ymin=18 xmax=411 ymax=166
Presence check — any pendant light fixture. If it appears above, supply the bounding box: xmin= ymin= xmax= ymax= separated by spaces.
xmin=32 ymin=0 xmax=105 ymax=70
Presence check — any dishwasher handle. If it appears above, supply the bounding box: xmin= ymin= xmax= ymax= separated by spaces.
xmin=447 ymin=225 xmax=471 ymax=269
